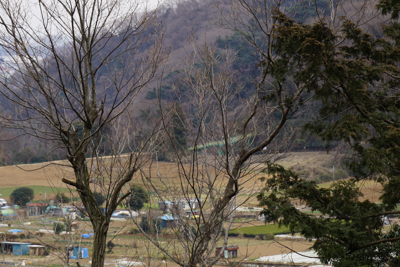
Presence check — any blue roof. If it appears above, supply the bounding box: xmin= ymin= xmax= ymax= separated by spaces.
xmin=158 ymin=215 xmax=176 ymax=221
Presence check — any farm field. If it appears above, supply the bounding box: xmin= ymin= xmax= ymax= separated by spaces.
xmin=0 ymin=152 xmax=383 ymax=203
xmin=0 ymin=151 xmax=386 ymax=266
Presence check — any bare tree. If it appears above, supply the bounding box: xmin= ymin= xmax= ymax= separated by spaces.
xmin=0 ymin=0 xmax=166 ymax=266
xmin=129 ymin=0 xmax=382 ymax=264
xmin=126 ymin=26 xmax=302 ymax=265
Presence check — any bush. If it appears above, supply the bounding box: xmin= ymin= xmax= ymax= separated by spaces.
xmin=94 ymin=192 xmax=106 ymax=207
xmin=54 ymin=223 xmax=65 ymax=234
xmin=126 ymin=185 xmax=149 ymax=211
xmin=140 ymin=216 xmax=161 ymax=234
xmin=228 ymin=232 xmax=239 ymax=237
xmin=258 ymin=233 xmax=274 ymax=240
xmin=10 ymin=187 xmax=34 ymax=207
xmin=55 ymin=193 xmax=70 ymax=204
xmin=18 ymin=233 xmax=26 ymax=239
xmin=107 ymin=241 xmax=115 ymax=253
xmin=131 ymin=228 xmax=140 ymax=234
xmin=243 ymin=233 xmax=256 ymax=238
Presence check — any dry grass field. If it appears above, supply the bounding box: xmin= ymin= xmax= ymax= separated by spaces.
xmin=0 ymin=158 xmax=266 ymax=205
xmin=0 ymin=152 xmax=383 ymax=204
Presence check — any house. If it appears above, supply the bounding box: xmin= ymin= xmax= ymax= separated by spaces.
xmin=159 ymin=198 xmax=201 ymax=212
xmin=26 ymin=203 xmax=48 ymax=216
xmin=215 ymin=245 xmax=239 ymax=258
xmin=159 ymin=201 xmax=183 ymax=212
xmin=180 ymin=198 xmax=201 ymax=210
xmin=158 ymin=214 xmax=178 ymax=228
xmin=0 ymin=242 xmax=31 ymax=255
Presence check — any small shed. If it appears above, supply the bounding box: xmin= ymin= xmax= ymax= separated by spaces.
xmin=215 ymin=245 xmax=239 ymax=258
xmin=179 ymin=198 xmax=201 ymax=210
xmin=66 ymin=246 xmax=89 ymax=259
xmin=0 ymin=242 xmax=31 ymax=255
xmin=26 ymin=203 xmax=48 ymax=216
xmin=158 ymin=214 xmax=177 ymax=228
xmin=28 ymin=245 xmax=46 ymax=256
xmin=159 ymin=201 xmax=183 ymax=212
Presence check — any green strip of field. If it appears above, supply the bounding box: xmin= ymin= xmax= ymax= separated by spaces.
xmin=229 ymin=224 xmax=292 ymax=235
xmin=0 ymin=185 xmax=71 ymax=198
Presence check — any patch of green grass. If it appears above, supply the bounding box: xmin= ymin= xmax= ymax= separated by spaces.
xmin=0 ymin=185 xmax=71 ymax=198
xmin=143 ymin=203 xmax=159 ymax=209
xmin=229 ymin=224 xmax=292 ymax=235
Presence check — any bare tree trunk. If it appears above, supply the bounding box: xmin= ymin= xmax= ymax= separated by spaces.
xmin=91 ymin=219 xmax=109 ymax=267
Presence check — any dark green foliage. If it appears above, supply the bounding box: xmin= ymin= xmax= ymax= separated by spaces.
xmin=126 ymin=185 xmax=149 ymax=211
xmin=139 ymin=216 xmax=161 ymax=234
xmin=258 ymin=163 xmax=387 ymax=266
xmin=55 ymin=193 xmax=70 ymax=204
xmin=258 ymin=4 xmax=400 ymax=265
xmin=131 ymin=228 xmax=140 ymax=234
xmin=10 ymin=187 xmax=34 ymax=206
xmin=243 ymin=233 xmax=256 ymax=238
xmin=171 ymin=102 xmax=188 ymax=150
xmin=54 ymin=223 xmax=65 ymax=235
xmin=93 ymin=192 xmax=106 ymax=207
xmin=107 ymin=241 xmax=115 ymax=253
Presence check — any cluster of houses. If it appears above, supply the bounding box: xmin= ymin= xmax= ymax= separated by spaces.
xmin=0 ymin=197 xmax=240 ymax=260
xmin=0 ymin=241 xmax=88 ymax=259
xmin=157 ymin=197 xmax=201 ymax=228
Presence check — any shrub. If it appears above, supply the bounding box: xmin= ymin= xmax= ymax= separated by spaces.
xmin=54 ymin=223 xmax=65 ymax=234
xmin=243 ymin=233 xmax=256 ymax=238
xmin=55 ymin=193 xmax=70 ymax=204
xmin=228 ymin=232 xmax=239 ymax=237
xmin=140 ymin=216 xmax=161 ymax=234
xmin=94 ymin=192 xmax=106 ymax=207
xmin=10 ymin=187 xmax=34 ymax=207
xmin=126 ymin=185 xmax=149 ymax=211
xmin=107 ymin=241 xmax=115 ymax=253
xmin=131 ymin=228 xmax=140 ymax=234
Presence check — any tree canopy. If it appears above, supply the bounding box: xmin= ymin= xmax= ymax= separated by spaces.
xmin=93 ymin=192 xmax=106 ymax=207
xmin=10 ymin=187 xmax=34 ymax=207
xmin=127 ymin=185 xmax=149 ymax=211
xmin=258 ymin=4 xmax=400 ymax=267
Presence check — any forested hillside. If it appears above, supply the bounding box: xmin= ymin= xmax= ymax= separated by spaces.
xmin=0 ymin=0 xmax=384 ymax=166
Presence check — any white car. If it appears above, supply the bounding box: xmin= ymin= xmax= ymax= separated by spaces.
xmin=0 ymin=199 xmax=7 ymax=207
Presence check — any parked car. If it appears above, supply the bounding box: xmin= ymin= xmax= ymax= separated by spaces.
xmin=0 ymin=198 xmax=7 ymax=207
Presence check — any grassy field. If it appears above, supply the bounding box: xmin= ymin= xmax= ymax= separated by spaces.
xmin=229 ymin=224 xmax=292 ymax=235
xmin=0 ymin=185 xmax=71 ymax=200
